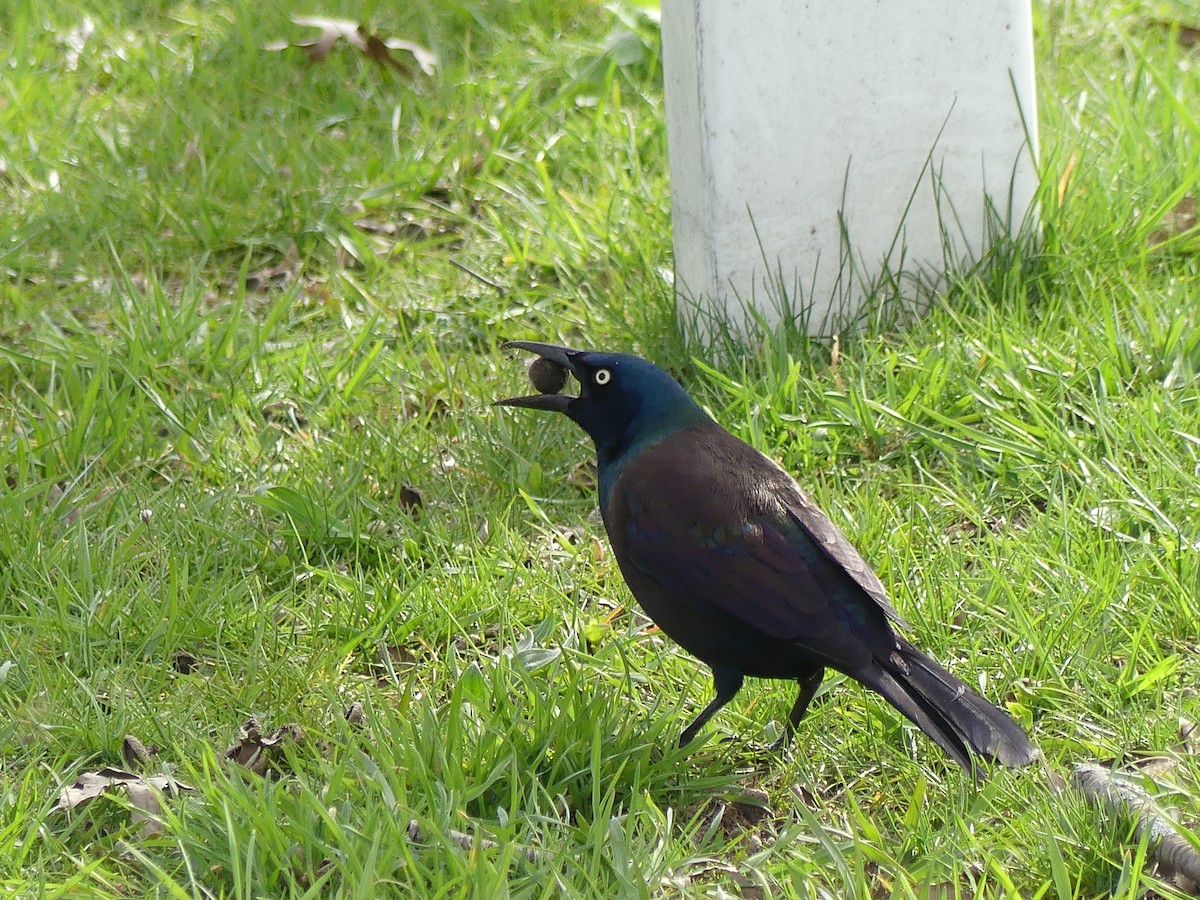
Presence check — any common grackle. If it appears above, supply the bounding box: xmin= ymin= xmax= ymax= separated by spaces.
xmin=496 ymin=341 xmax=1037 ymax=777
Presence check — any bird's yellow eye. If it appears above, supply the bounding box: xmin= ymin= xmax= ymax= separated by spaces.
xmin=594 ymin=368 xmax=612 ymax=385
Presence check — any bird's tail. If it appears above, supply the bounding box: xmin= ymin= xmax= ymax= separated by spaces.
xmin=862 ymin=638 xmax=1038 ymax=778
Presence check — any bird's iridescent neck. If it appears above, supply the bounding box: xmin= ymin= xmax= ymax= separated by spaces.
xmin=594 ymin=405 xmax=711 ymax=508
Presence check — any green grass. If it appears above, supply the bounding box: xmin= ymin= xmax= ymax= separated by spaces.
xmin=2 ymin=0 xmax=1199 ymax=896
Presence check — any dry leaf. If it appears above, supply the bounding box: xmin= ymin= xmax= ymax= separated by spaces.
xmin=1149 ymin=18 xmax=1200 ymax=49
xmin=1056 ymin=151 xmax=1078 ymax=208
xmin=728 ymin=788 xmax=772 ymax=827
xmin=53 ymin=767 xmax=193 ymax=814
xmin=353 ymin=211 xmax=460 ymax=244
xmin=398 ymin=484 xmax=423 ymax=518
xmin=361 ymin=30 xmax=406 ymax=74
xmin=53 ymin=755 xmax=169 ymax=839
xmin=225 ymin=718 xmax=303 ymax=776
xmin=122 ymin=735 xmax=157 ymax=770
xmin=451 ymin=624 xmax=503 ymax=656
xmin=567 ymin=461 xmax=597 ymax=492
xmin=266 ymin=16 xmax=437 ymax=76
xmin=401 ymin=392 xmax=451 ymax=420
xmin=405 ymin=818 xmax=544 ymax=863
xmin=1148 ymin=195 xmax=1197 ymax=247
xmin=261 ymin=399 xmax=309 ymax=428
xmin=44 ymin=481 xmax=117 ymax=525
xmin=245 ymin=243 xmax=301 ymax=291
xmin=380 ymin=642 xmax=419 ymax=668
xmin=1181 ymin=718 xmax=1198 ymax=755
xmin=125 ymin=781 xmax=164 ymax=837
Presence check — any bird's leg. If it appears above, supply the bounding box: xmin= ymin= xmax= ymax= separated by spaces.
xmin=679 ymin=667 xmax=744 ymax=747
xmin=770 ymin=668 xmax=825 ymax=751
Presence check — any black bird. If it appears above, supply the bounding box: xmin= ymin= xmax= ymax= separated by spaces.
xmin=496 ymin=341 xmax=1037 ymax=777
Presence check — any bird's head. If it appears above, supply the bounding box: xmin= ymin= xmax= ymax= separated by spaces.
xmin=495 ymin=341 xmax=711 ymax=459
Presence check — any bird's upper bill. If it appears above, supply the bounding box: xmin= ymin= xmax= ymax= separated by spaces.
xmin=493 ymin=340 xmax=582 ymax=412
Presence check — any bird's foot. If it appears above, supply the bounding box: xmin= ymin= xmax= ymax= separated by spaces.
xmin=762 ymin=721 xmax=797 ymax=753
xmin=727 ymin=735 xmax=791 ymax=757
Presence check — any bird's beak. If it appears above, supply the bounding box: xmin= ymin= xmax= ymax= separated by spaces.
xmin=493 ymin=340 xmax=580 ymax=412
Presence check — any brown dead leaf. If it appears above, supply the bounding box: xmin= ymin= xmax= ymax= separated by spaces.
xmin=122 ymin=735 xmax=157 ymax=770
xmin=1181 ymin=718 xmax=1198 ymax=755
xmin=380 ymin=642 xmax=419 ymax=668
xmin=344 ymin=702 xmax=366 ymax=727
xmin=1148 ymin=195 xmax=1197 ymax=247
xmin=684 ymin=787 xmax=776 ymax=858
xmin=727 ymin=871 xmax=767 ymax=900
xmin=1041 ymin=762 xmax=1068 ymax=793
xmin=405 ymin=818 xmax=544 ymax=864
xmin=398 ymin=484 xmax=423 ymax=518
xmin=45 ymin=481 xmax=117 ymax=525
xmin=1056 ymin=151 xmax=1078 ymax=208
xmin=267 ymin=16 xmax=437 ymax=76
xmin=362 ymin=30 xmax=407 ymax=74
xmin=352 ymin=211 xmax=460 ymax=245
xmin=225 ymin=718 xmax=304 ymax=777
xmin=53 ymin=767 xmax=193 ymax=816
xmin=261 ymin=399 xmax=309 ymax=429
xmin=126 ymin=780 xmax=164 ymax=837
xmin=1149 ymin=18 xmax=1200 ymax=48
xmin=56 ymin=746 xmax=171 ymax=839
xmin=728 ymin=788 xmax=772 ymax=827
xmin=352 ymin=217 xmax=403 ymax=236
xmin=245 ymin=243 xmax=301 ymax=291
xmin=172 ymin=649 xmax=200 ymax=675
xmin=451 ymin=623 xmax=503 ymax=656
xmin=1136 ymin=718 xmax=1200 ymax=776
xmin=296 ymin=857 xmax=337 ymax=890
xmin=567 ymin=461 xmax=597 ymax=492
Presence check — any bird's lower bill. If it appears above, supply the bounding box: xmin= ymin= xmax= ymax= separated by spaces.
xmin=494 ymin=392 xmax=573 ymax=411
xmin=495 ymin=340 xmax=581 ymax=411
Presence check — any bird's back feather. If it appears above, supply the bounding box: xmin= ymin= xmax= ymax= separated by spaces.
xmin=605 ymin=424 xmax=905 ymax=663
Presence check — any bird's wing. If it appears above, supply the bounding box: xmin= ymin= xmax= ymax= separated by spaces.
xmin=782 ymin=486 xmax=910 ymax=629
xmin=611 ymin=485 xmax=898 ymax=670
xmin=606 ymin=429 xmax=910 ymax=667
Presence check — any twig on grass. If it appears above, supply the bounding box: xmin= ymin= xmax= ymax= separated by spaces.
xmin=1071 ymin=762 xmax=1200 ymax=885
xmin=405 ymin=819 xmax=545 ymax=864
xmin=449 ymin=257 xmax=507 ymax=295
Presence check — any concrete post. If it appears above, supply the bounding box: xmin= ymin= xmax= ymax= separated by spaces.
xmin=661 ymin=0 xmax=1039 ymax=337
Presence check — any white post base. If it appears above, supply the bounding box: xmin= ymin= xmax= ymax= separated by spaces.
xmin=661 ymin=0 xmax=1039 ymax=337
